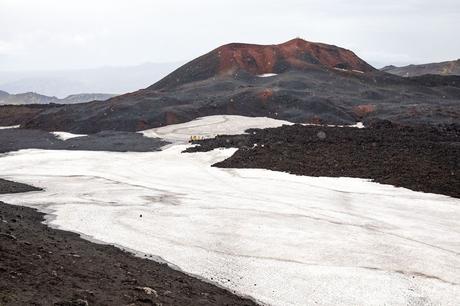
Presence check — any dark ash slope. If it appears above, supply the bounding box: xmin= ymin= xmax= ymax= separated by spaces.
xmin=186 ymin=122 xmax=460 ymax=198
xmin=0 ymin=104 xmax=59 ymax=127
xmin=0 ymin=129 xmax=168 ymax=153
xmin=0 ymin=179 xmax=42 ymax=194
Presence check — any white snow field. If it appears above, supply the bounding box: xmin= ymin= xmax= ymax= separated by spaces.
xmin=140 ymin=115 xmax=293 ymax=143
xmin=0 ymin=116 xmax=459 ymax=306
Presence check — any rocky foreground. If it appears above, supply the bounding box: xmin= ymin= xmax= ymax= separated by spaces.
xmin=186 ymin=121 xmax=460 ymax=198
xmin=0 ymin=179 xmax=257 ymax=306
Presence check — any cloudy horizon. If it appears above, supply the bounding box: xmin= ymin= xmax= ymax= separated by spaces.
xmin=1 ymin=0 xmax=459 ymax=71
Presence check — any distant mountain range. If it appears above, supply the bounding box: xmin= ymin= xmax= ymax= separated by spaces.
xmin=381 ymin=59 xmax=460 ymax=77
xmin=2 ymin=39 xmax=459 ymax=132
xmin=0 ymin=62 xmax=182 ymax=98
xmin=0 ymin=91 xmax=115 ymax=105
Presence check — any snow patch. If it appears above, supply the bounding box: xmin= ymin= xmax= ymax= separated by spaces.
xmin=140 ymin=115 xmax=293 ymax=143
xmin=0 ymin=125 xmax=20 ymax=129
xmin=333 ymin=68 xmax=365 ymax=74
xmin=350 ymin=122 xmax=365 ymax=129
xmin=51 ymin=131 xmax=87 ymax=141
xmin=257 ymin=73 xmax=278 ymax=78
xmin=303 ymin=122 xmax=365 ymax=128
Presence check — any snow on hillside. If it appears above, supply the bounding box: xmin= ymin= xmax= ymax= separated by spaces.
xmin=257 ymin=73 xmax=278 ymax=77
xmin=0 ymin=116 xmax=459 ymax=306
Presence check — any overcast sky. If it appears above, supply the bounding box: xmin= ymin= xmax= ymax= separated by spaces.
xmin=1 ymin=0 xmax=459 ymax=71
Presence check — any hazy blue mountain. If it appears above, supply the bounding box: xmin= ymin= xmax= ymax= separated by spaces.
xmin=381 ymin=59 xmax=460 ymax=77
xmin=0 ymin=91 xmax=115 ymax=105
xmin=0 ymin=62 xmax=183 ymax=98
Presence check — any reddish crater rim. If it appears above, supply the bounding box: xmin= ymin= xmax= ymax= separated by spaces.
xmin=214 ymin=38 xmax=375 ymax=76
xmin=149 ymin=38 xmax=377 ymax=91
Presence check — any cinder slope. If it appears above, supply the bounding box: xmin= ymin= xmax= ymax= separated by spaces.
xmin=151 ymin=38 xmax=375 ymax=90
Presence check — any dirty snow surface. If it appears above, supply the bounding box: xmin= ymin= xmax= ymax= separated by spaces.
xmin=1 ymin=116 xmax=459 ymax=306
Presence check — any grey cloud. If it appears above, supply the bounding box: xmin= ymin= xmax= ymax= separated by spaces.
xmin=0 ymin=0 xmax=459 ymax=70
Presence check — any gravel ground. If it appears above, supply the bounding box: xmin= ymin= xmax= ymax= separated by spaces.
xmin=0 ymin=179 xmax=42 ymax=194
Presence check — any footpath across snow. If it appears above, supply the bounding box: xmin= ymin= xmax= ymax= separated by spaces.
xmin=0 ymin=116 xmax=459 ymax=306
